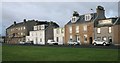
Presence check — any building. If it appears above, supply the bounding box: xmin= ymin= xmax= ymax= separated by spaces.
xmin=6 ymin=19 xmax=50 ymax=44
xmin=0 ymin=36 xmax=5 ymax=43
xmin=94 ymin=17 xmax=120 ymax=45
xmin=64 ymin=6 xmax=106 ymax=45
xmin=53 ymin=27 xmax=64 ymax=45
xmin=26 ymin=21 xmax=59 ymax=45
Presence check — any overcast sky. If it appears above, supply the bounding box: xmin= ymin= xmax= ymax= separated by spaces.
xmin=1 ymin=2 xmax=119 ymax=36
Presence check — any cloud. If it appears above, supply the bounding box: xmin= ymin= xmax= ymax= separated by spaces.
xmin=1 ymin=2 xmax=118 ymax=36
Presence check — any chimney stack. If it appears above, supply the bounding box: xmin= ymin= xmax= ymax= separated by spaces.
xmin=24 ymin=19 xmax=26 ymax=23
xmin=96 ymin=6 xmax=106 ymax=19
xmin=14 ymin=21 xmax=16 ymax=25
xmin=73 ymin=11 xmax=79 ymax=17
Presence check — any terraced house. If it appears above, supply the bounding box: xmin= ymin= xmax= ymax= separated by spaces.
xmin=94 ymin=17 xmax=120 ymax=46
xmin=6 ymin=19 xmax=51 ymax=44
xmin=26 ymin=21 xmax=59 ymax=45
xmin=64 ymin=6 xmax=106 ymax=45
xmin=53 ymin=27 xmax=64 ymax=45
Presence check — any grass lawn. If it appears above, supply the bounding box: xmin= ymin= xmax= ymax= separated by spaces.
xmin=2 ymin=45 xmax=119 ymax=61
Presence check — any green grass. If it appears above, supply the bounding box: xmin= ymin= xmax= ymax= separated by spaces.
xmin=2 ymin=45 xmax=119 ymax=61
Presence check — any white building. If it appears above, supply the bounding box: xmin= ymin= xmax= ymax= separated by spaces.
xmin=26 ymin=21 xmax=59 ymax=45
xmin=53 ymin=28 xmax=64 ymax=45
xmin=26 ymin=25 xmax=45 ymax=45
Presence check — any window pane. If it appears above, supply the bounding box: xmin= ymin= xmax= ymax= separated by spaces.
xmin=97 ymin=28 xmax=100 ymax=33
xmin=109 ymin=27 xmax=111 ymax=33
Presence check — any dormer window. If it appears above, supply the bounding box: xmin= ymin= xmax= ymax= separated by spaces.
xmin=71 ymin=11 xmax=79 ymax=23
xmin=85 ymin=14 xmax=91 ymax=21
xmin=71 ymin=16 xmax=79 ymax=23
xmin=72 ymin=17 xmax=75 ymax=22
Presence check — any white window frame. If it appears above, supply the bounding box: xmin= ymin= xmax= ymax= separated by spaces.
xmin=83 ymin=25 xmax=87 ymax=32
xmin=97 ymin=28 xmax=101 ymax=33
xmin=70 ymin=35 xmax=72 ymax=40
xmin=34 ymin=26 xmax=37 ymax=30
xmin=76 ymin=26 xmax=79 ymax=33
xmin=56 ymin=29 xmax=59 ymax=34
xmin=24 ymin=27 xmax=26 ymax=29
xmin=69 ymin=26 xmax=72 ymax=33
xmin=84 ymin=34 xmax=87 ymax=43
xmin=85 ymin=14 xmax=91 ymax=21
xmin=108 ymin=27 xmax=112 ymax=33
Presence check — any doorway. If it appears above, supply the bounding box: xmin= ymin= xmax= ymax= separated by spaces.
xmin=89 ymin=37 xmax=92 ymax=44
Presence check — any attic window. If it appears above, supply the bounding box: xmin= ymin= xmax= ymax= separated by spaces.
xmin=72 ymin=17 xmax=76 ymax=22
xmin=85 ymin=14 xmax=91 ymax=21
xmin=71 ymin=16 xmax=79 ymax=23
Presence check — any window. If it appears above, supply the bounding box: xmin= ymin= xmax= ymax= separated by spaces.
xmin=85 ymin=14 xmax=91 ymax=21
xmin=18 ymin=28 xmax=20 ymax=30
xmin=99 ymin=19 xmax=112 ymax=25
xmin=69 ymin=26 xmax=72 ymax=33
xmin=97 ymin=37 xmax=101 ymax=41
xmin=34 ymin=26 xmax=37 ymax=30
xmin=76 ymin=35 xmax=80 ymax=42
xmin=71 ymin=16 xmax=79 ymax=23
xmin=72 ymin=17 xmax=75 ymax=22
xmin=97 ymin=28 xmax=101 ymax=33
xmin=21 ymin=33 xmax=23 ymax=35
xmin=23 ymin=26 xmax=25 ymax=29
xmin=76 ymin=26 xmax=79 ymax=33
xmin=108 ymin=27 xmax=112 ymax=33
xmin=108 ymin=36 xmax=112 ymax=43
xmin=56 ymin=29 xmax=59 ymax=34
xmin=41 ymin=25 xmax=45 ymax=30
xmin=84 ymin=35 xmax=87 ymax=43
xmin=21 ymin=27 xmax=23 ymax=30
xmin=83 ymin=25 xmax=87 ymax=32
xmin=102 ymin=37 xmax=107 ymax=41
xmin=61 ymin=28 xmax=64 ymax=33
xmin=11 ymin=29 xmax=12 ymax=31
xmin=40 ymin=38 xmax=42 ymax=42
xmin=70 ymin=35 xmax=72 ymax=40
xmin=56 ymin=37 xmax=59 ymax=42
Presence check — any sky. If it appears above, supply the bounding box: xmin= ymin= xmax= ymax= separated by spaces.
xmin=1 ymin=1 xmax=119 ymax=36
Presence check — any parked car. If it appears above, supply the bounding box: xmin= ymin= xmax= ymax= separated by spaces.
xmin=92 ymin=39 xmax=110 ymax=46
xmin=47 ymin=39 xmax=58 ymax=45
xmin=58 ymin=42 xmax=64 ymax=45
xmin=25 ymin=41 xmax=33 ymax=45
xmin=67 ymin=40 xmax=81 ymax=45
xmin=19 ymin=41 xmax=25 ymax=45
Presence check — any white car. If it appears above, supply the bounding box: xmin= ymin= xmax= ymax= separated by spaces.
xmin=92 ymin=39 xmax=110 ymax=46
xmin=19 ymin=41 xmax=25 ymax=45
xmin=47 ymin=40 xmax=58 ymax=45
xmin=67 ymin=40 xmax=81 ymax=45
xmin=58 ymin=42 xmax=64 ymax=45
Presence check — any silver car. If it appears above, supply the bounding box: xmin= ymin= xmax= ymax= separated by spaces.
xmin=92 ymin=39 xmax=110 ymax=46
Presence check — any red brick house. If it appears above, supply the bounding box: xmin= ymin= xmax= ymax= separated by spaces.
xmin=64 ymin=6 xmax=106 ymax=45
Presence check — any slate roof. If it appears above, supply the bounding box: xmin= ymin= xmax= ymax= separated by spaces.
xmin=7 ymin=20 xmax=59 ymax=29
xmin=66 ymin=13 xmax=97 ymax=25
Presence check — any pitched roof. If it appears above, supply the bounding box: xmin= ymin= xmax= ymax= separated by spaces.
xmin=66 ymin=13 xmax=97 ymax=25
xmin=7 ymin=20 xmax=59 ymax=29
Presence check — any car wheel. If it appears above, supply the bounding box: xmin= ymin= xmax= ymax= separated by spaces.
xmin=103 ymin=43 xmax=106 ymax=46
xmin=93 ymin=43 xmax=97 ymax=46
xmin=73 ymin=43 xmax=76 ymax=45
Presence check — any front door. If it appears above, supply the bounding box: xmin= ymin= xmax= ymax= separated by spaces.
xmin=89 ymin=37 xmax=92 ymax=44
xmin=76 ymin=35 xmax=80 ymax=43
